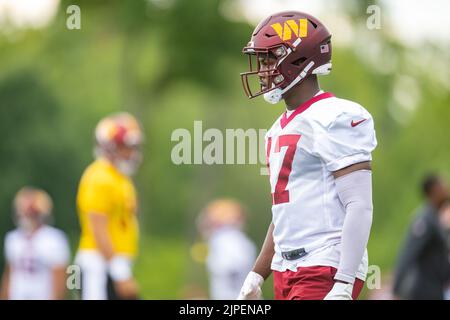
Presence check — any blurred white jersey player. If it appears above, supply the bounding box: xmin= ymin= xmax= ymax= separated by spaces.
xmin=0 ymin=187 xmax=70 ymax=300
xmin=198 ymin=199 xmax=256 ymax=300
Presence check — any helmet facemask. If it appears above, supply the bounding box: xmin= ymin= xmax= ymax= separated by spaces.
xmin=240 ymin=45 xmax=288 ymax=100
xmin=113 ymin=144 xmax=143 ymax=176
xmin=95 ymin=142 xmax=143 ymax=176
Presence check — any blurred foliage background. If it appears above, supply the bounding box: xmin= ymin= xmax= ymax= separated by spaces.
xmin=0 ymin=0 xmax=448 ymax=299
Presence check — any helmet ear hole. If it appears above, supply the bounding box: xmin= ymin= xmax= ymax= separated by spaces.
xmin=293 ymin=57 xmax=307 ymax=66
xmin=264 ymin=33 xmax=277 ymax=38
xmin=307 ymin=19 xmax=318 ymax=28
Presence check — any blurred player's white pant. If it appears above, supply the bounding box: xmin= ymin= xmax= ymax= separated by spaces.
xmin=75 ymin=250 xmax=133 ymax=300
xmin=206 ymin=227 xmax=256 ymax=299
xmin=75 ymin=251 xmax=108 ymax=300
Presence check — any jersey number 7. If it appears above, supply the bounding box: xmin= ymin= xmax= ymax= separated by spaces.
xmin=268 ymin=134 xmax=301 ymax=205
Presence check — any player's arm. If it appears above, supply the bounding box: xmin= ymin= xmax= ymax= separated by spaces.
xmin=333 ymin=161 xmax=371 ymax=178
xmin=324 ymin=161 xmax=373 ymax=299
xmin=0 ymin=263 xmax=10 ymax=300
xmin=89 ymin=213 xmax=114 ymax=260
xmin=252 ymin=222 xmax=275 ymax=279
xmin=237 ymin=222 xmax=274 ymax=300
xmin=89 ymin=213 xmax=138 ymax=299
xmin=51 ymin=266 xmax=67 ymax=300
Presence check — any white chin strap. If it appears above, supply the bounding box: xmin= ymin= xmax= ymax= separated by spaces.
xmin=263 ymin=61 xmax=332 ymax=105
xmin=263 ymin=88 xmax=283 ymax=104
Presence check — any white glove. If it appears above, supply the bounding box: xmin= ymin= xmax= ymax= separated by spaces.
xmin=323 ymin=282 xmax=353 ymax=300
xmin=108 ymin=256 xmax=133 ymax=281
xmin=237 ymin=271 xmax=264 ymax=300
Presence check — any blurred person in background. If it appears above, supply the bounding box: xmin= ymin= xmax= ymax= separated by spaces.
xmin=0 ymin=187 xmax=70 ymax=300
xmin=393 ymin=174 xmax=450 ymax=299
xmin=75 ymin=112 xmax=143 ymax=300
xmin=438 ymin=202 xmax=450 ymax=299
xmin=366 ymin=273 xmax=395 ymax=300
xmin=197 ymin=199 xmax=256 ymax=300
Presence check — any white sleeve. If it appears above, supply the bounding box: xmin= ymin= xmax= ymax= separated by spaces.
xmin=314 ymin=111 xmax=377 ymax=171
xmin=4 ymin=232 xmax=13 ymax=263
xmin=334 ymin=170 xmax=373 ymax=284
xmin=45 ymin=231 xmax=71 ymax=267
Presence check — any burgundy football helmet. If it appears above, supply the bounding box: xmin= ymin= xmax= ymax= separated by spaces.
xmin=240 ymin=11 xmax=332 ymax=103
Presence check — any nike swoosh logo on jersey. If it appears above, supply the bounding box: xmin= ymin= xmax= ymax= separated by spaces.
xmin=351 ymin=119 xmax=367 ymax=127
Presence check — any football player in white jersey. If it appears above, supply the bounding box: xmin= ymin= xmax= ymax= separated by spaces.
xmin=197 ymin=199 xmax=256 ymax=299
xmin=0 ymin=187 xmax=70 ymax=300
xmin=238 ymin=11 xmax=377 ymax=300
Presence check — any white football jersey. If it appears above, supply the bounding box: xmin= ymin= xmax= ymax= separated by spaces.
xmin=206 ymin=227 xmax=256 ymax=299
xmin=4 ymin=225 xmax=70 ymax=300
xmin=266 ymin=91 xmax=377 ymax=280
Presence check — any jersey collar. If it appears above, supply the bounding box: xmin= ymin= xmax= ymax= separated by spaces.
xmin=280 ymin=92 xmax=335 ymax=129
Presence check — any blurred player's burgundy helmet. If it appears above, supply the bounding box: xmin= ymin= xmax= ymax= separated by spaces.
xmin=95 ymin=112 xmax=143 ymax=149
xmin=95 ymin=112 xmax=144 ymax=175
xmin=240 ymin=11 xmax=332 ymax=104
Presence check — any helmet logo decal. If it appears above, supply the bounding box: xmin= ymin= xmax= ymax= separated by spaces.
xmin=270 ymin=19 xmax=308 ymax=41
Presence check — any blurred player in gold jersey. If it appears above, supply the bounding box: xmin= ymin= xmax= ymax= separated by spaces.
xmin=75 ymin=112 xmax=143 ymax=300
